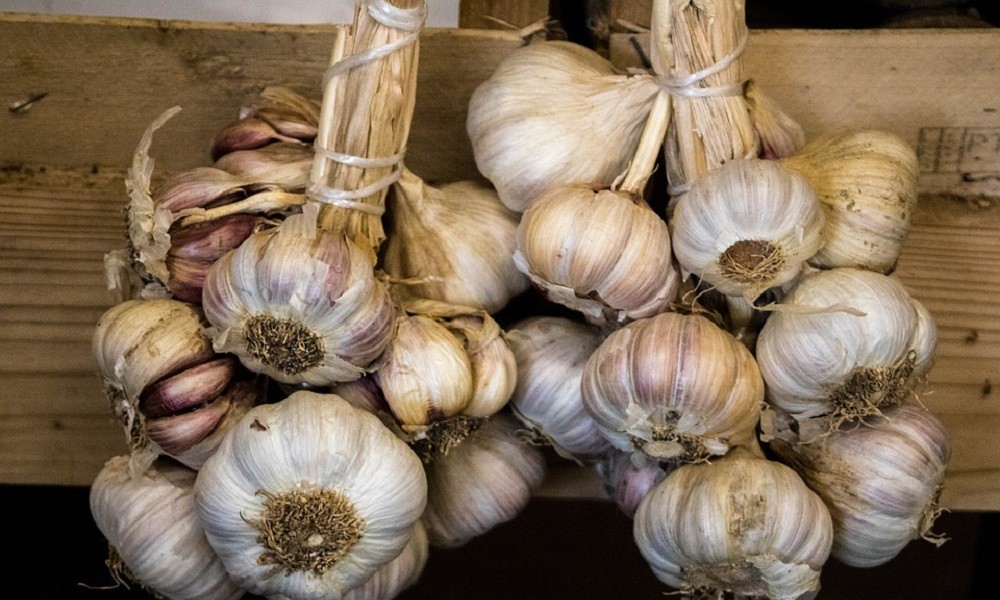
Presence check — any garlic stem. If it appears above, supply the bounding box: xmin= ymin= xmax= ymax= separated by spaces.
xmin=311 ymin=26 xmax=350 ymax=195
xmin=617 ymin=89 xmax=671 ymax=196
xmin=178 ymin=191 xmax=304 ymax=226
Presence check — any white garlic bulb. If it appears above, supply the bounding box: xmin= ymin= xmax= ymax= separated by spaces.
xmin=634 ymin=449 xmax=833 ymax=600
xmin=203 ymin=211 xmax=396 ymax=385
xmin=342 ymin=522 xmax=428 ymax=600
xmin=582 ymin=312 xmax=763 ymax=463
xmin=195 ymin=391 xmax=427 ymax=600
xmin=515 ymin=185 xmax=680 ymax=325
xmin=757 ymin=268 xmax=933 ymax=427
xmin=422 ymin=414 xmax=545 ymax=548
xmin=769 ymin=404 xmax=951 ymax=568
xmin=595 ymin=450 xmax=670 ymax=519
xmin=468 ymin=40 xmax=660 ymax=212
xmin=89 ymin=456 xmax=243 ymax=600
xmin=780 ymin=130 xmax=919 ymax=273
xmin=671 ymin=159 xmax=825 ymax=302
xmin=383 ymin=169 xmax=529 ymax=313
xmin=507 ymin=316 xmax=611 ymax=460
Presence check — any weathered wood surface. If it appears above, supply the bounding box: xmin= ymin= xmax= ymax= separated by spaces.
xmin=458 ymin=0 xmax=549 ymax=28
xmin=2 ymin=17 xmax=1000 ymax=509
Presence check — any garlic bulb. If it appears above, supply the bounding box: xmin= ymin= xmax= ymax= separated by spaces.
xmin=382 ymin=168 xmax=528 ymax=313
xmin=378 ymin=298 xmax=515 ymax=435
xmin=670 ymin=159 xmax=825 ymax=302
xmin=582 ymin=312 xmax=763 ymax=463
xmin=212 ymin=86 xmax=319 ymax=159
xmin=90 ymin=456 xmax=242 ymax=600
xmin=215 ymin=142 xmax=313 ymax=191
xmin=195 ymin=391 xmax=427 ymax=600
xmin=468 ymin=40 xmax=659 ymax=212
xmin=769 ymin=404 xmax=951 ymax=568
xmin=93 ymin=298 xmax=256 ymax=468
xmin=634 ymin=449 xmax=833 ymax=600
xmin=422 ymin=414 xmax=545 ymax=548
xmin=756 ymin=268 xmax=933 ymax=427
xmin=343 ymin=522 xmax=428 ymax=600
xmin=507 ymin=316 xmax=610 ymax=460
xmin=780 ymin=130 xmax=919 ymax=273
xmin=203 ymin=210 xmax=396 ymax=386
xmin=515 ymin=185 xmax=680 ymax=325
xmin=595 ymin=450 xmax=670 ymax=519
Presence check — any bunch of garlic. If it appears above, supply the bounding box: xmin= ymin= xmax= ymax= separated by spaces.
xmin=583 ymin=312 xmax=763 ymax=464
xmin=756 ymin=268 xmax=935 ymax=431
xmin=382 ymin=168 xmax=528 ymax=313
xmin=195 ymin=391 xmax=427 ymax=599
xmin=90 ymin=456 xmax=243 ymax=600
xmin=92 ymin=298 xmax=259 ymax=469
xmin=634 ymin=449 xmax=833 ymax=600
xmin=507 ymin=316 xmax=611 ymax=461
xmin=768 ymin=404 xmax=951 ymax=568
xmin=202 ymin=208 xmax=396 ymax=386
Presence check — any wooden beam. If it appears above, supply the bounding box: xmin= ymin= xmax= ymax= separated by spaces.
xmin=459 ymin=0 xmax=549 ymax=29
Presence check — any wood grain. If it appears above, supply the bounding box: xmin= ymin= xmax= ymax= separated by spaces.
xmin=458 ymin=0 xmax=549 ymax=28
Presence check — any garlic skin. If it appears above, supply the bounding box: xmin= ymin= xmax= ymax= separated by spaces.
xmin=342 ymin=522 xmax=428 ymax=600
xmin=671 ymin=159 xmax=825 ymax=302
xmin=507 ymin=317 xmax=611 ymax=460
xmin=203 ymin=211 xmax=396 ymax=386
xmin=422 ymin=415 xmax=545 ymax=548
xmin=909 ymin=298 xmax=938 ymax=380
xmin=634 ymin=450 xmax=833 ymax=600
xmin=756 ymin=268 xmax=929 ymax=426
xmin=745 ymin=81 xmax=805 ymax=160
xmin=383 ymin=169 xmax=529 ymax=313
xmin=215 ymin=142 xmax=313 ymax=191
xmin=583 ymin=312 xmax=763 ymax=463
xmin=769 ymin=404 xmax=951 ymax=568
xmin=780 ymin=130 xmax=919 ymax=273
xmin=195 ymin=391 xmax=427 ymax=600
xmin=515 ymin=185 xmax=680 ymax=325
xmin=90 ymin=457 xmax=243 ymax=600
xmin=468 ymin=40 xmax=660 ymax=212
xmin=595 ymin=450 xmax=670 ymax=519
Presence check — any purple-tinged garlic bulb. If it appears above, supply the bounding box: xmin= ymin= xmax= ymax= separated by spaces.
xmin=202 ymin=210 xmax=396 ymax=386
xmin=595 ymin=450 xmax=670 ymax=518
xmin=768 ymin=403 xmax=951 ymax=568
xmin=89 ymin=457 xmax=242 ymax=600
xmin=582 ymin=312 xmax=763 ymax=464
xmin=634 ymin=449 xmax=833 ymax=600
xmin=507 ymin=316 xmax=611 ymax=461
xmin=212 ymin=86 xmax=319 ymax=159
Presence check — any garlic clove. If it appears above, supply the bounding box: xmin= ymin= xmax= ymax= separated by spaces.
xmin=211 ymin=117 xmax=306 ymax=160
xmin=168 ymin=379 xmax=260 ymax=470
xmin=595 ymin=450 xmax=670 ymax=519
xmin=146 ymin=396 xmax=232 ymax=455
xmin=214 ymin=142 xmax=313 ymax=191
xmin=89 ymin=456 xmax=243 ymax=600
xmin=168 ymin=214 xmax=265 ymax=262
xmin=909 ymin=298 xmax=938 ymax=380
xmin=153 ymin=167 xmax=260 ymax=213
xmin=140 ymin=356 xmax=237 ymax=418
xmin=468 ymin=41 xmax=660 ymax=212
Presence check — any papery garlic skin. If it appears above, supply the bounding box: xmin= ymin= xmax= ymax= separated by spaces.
xmin=468 ymin=41 xmax=659 ymax=212
xmin=757 ymin=268 xmax=925 ymax=425
xmin=343 ymin=522 xmax=428 ymax=600
xmin=745 ymin=81 xmax=805 ymax=160
xmin=203 ymin=211 xmax=395 ymax=385
xmin=507 ymin=317 xmax=611 ymax=460
xmin=908 ymin=298 xmax=938 ymax=380
xmin=634 ymin=450 xmax=833 ymax=600
xmin=671 ymin=159 xmax=825 ymax=302
xmin=515 ymin=186 xmax=680 ymax=325
xmin=90 ymin=457 xmax=243 ymax=600
xmin=383 ymin=169 xmax=529 ymax=313
xmin=582 ymin=312 xmax=763 ymax=463
xmin=422 ymin=415 xmax=545 ymax=548
xmin=769 ymin=404 xmax=951 ymax=568
xmin=195 ymin=391 xmax=427 ymax=600
xmin=781 ymin=130 xmax=918 ymax=273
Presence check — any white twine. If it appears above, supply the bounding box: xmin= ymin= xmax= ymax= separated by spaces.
xmin=308 ymin=0 xmax=426 ymax=212
xmin=657 ymin=33 xmax=748 ymax=99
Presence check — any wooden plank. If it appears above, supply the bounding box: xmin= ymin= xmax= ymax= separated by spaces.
xmin=0 ymin=13 xmax=523 ymax=183
xmin=0 ymin=415 xmax=126 ymax=486
xmin=459 ymin=0 xmax=549 ymax=28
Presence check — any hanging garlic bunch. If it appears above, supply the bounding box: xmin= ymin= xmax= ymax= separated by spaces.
xmin=634 ymin=449 xmax=833 ymax=600
xmin=382 ymin=168 xmax=528 ymax=313
xmin=92 ymin=298 xmax=259 ymax=469
xmin=768 ymin=404 xmax=951 ymax=568
xmin=343 ymin=522 xmax=428 ymax=600
xmin=467 ymin=40 xmax=660 ymax=212
xmin=670 ymin=158 xmax=826 ymax=303
xmin=582 ymin=312 xmax=763 ymax=464
xmin=507 ymin=316 xmax=611 ymax=461
xmin=212 ymin=86 xmax=319 ymax=159
xmin=780 ymin=130 xmax=919 ymax=273
xmin=377 ymin=297 xmax=515 ymax=442
xmin=195 ymin=391 xmax=427 ymax=600
xmin=89 ymin=457 xmax=243 ymax=600
xmin=756 ymin=268 xmax=936 ymax=430
xmin=422 ymin=414 xmax=545 ymax=548
xmin=202 ymin=208 xmax=396 ymax=386
xmin=595 ymin=450 xmax=670 ymax=519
